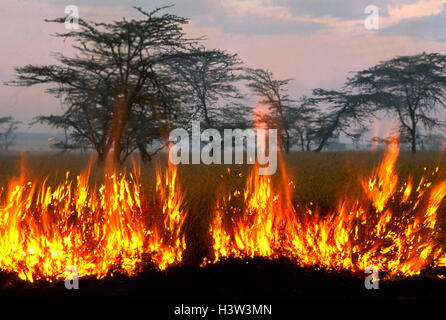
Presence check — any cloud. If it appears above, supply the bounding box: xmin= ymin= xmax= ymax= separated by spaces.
xmin=198 ymin=12 xmax=326 ymax=35
xmin=273 ymin=0 xmax=420 ymax=20
xmin=380 ymin=1 xmax=446 ymax=41
xmin=33 ymin=0 xmax=329 ymax=35
xmin=386 ymin=0 xmax=446 ymax=19
xmin=32 ymin=0 xmax=217 ymax=19
xmin=4 ymin=0 xmax=446 ymax=134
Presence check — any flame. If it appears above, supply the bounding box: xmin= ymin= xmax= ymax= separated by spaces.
xmin=209 ymin=140 xmax=446 ymax=278
xmin=0 ymin=161 xmax=186 ymax=282
xmin=1 ymin=139 xmax=446 ymax=282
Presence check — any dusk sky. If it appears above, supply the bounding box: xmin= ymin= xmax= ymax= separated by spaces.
xmin=1 ymin=0 xmax=446 ymax=134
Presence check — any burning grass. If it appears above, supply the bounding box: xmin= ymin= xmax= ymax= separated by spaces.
xmin=0 ymin=145 xmax=446 ymax=283
xmin=209 ymin=143 xmax=446 ymax=278
xmin=0 ymin=160 xmax=186 ymax=282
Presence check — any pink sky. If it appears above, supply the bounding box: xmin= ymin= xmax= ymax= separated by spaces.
xmin=1 ymin=0 xmax=446 ymax=134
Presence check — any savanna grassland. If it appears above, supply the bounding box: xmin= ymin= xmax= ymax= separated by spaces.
xmin=0 ymin=151 xmax=446 ymax=261
xmin=1 ymin=150 xmax=446 ymax=262
xmin=2 ymin=151 xmax=446 ymax=301
xmin=1 ymin=150 xmax=445 ymax=207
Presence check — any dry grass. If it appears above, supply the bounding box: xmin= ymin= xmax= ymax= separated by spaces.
xmin=1 ymin=150 xmax=445 ymax=261
xmin=1 ymin=150 xmax=446 ymax=207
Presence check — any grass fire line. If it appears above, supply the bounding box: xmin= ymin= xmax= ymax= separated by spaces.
xmin=0 ymin=140 xmax=446 ymax=282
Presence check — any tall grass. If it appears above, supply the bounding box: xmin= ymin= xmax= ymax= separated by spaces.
xmin=1 ymin=150 xmax=445 ymax=207
xmin=1 ymin=150 xmax=445 ymax=262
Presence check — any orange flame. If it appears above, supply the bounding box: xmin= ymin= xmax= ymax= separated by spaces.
xmin=0 ymin=162 xmax=186 ymax=282
xmin=1 ymin=140 xmax=446 ymax=282
xmin=209 ymin=140 xmax=446 ymax=278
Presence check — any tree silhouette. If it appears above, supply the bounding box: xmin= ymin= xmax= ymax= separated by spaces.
xmin=348 ymin=52 xmax=446 ymax=153
xmin=167 ymin=47 xmax=248 ymax=129
xmin=8 ymin=6 xmax=199 ymax=164
xmin=303 ymin=89 xmax=372 ymax=152
xmin=0 ymin=116 xmax=20 ymax=151
xmin=245 ymin=68 xmax=295 ymax=152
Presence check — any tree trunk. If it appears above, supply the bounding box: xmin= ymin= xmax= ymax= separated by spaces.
xmin=314 ymin=136 xmax=329 ymax=152
xmin=409 ymin=119 xmax=417 ymax=153
xmin=97 ymin=153 xmax=105 ymax=163
xmin=113 ymin=139 xmax=122 ymax=164
xmin=411 ymin=131 xmax=417 ymax=154
xmin=202 ymin=99 xmax=211 ymax=128
xmin=298 ymin=132 xmax=305 ymax=152
xmin=111 ymin=93 xmax=131 ymax=165
xmin=306 ymin=135 xmax=311 ymax=152
xmin=284 ymin=129 xmax=290 ymax=153
xmin=138 ymin=143 xmax=152 ymax=162
xmin=97 ymin=150 xmax=107 ymax=163
xmin=409 ymin=114 xmax=417 ymax=154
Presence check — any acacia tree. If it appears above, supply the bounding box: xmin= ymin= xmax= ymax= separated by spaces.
xmin=245 ymin=68 xmax=295 ymax=152
xmin=291 ymin=99 xmax=318 ymax=152
xmin=8 ymin=6 xmax=198 ymax=164
xmin=0 ymin=116 xmax=20 ymax=151
xmin=166 ymin=47 xmax=248 ymax=129
xmin=350 ymin=127 xmax=369 ymax=150
xmin=303 ymin=89 xmax=372 ymax=152
xmin=33 ymin=84 xmax=115 ymax=161
xmin=347 ymin=52 xmax=446 ymax=153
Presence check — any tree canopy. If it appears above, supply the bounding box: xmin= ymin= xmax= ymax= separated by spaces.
xmin=5 ymin=5 xmax=446 ymax=155
xmin=347 ymin=52 xmax=446 ymax=153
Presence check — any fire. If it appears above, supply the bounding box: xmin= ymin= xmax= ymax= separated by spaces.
xmin=209 ymin=141 xmax=446 ymax=278
xmin=210 ymin=168 xmax=295 ymax=262
xmin=1 ymin=140 xmax=446 ymax=283
xmin=0 ymin=161 xmax=186 ymax=282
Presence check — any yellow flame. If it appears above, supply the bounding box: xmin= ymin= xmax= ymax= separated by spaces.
xmin=209 ymin=140 xmax=446 ymax=278
xmin=0 ymin=162 xmax=186 ymax=282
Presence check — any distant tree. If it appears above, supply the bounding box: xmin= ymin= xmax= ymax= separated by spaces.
xmin=375 ymin=136 xmax=406 ymax=148
xmin=347 ymin=52 xmax=446 ymax=153
xmin=350 ymin=127 xmax=369 ymax=150
xmin=293 ymin=100 xmax=318 ymax=151
xmin=33 ymin=96 xmax=113 ymax=161
xmin=421 ymin=133 xmax=445 ymax=150
xmin=303 ymin=89 xmax=372 ymax=152
xmin=0 ymin=116 xmax=20 ymax=151
xmin=48 ymin=128 xmax=89 ymax=154
xmin=7 ymin=7 xmax=199 ymax=164
xmin=245 ymin=68 xmax=295 ymax=152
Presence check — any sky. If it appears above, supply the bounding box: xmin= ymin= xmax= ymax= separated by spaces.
xmin=1 ymin=0 xmax=446 ymax=136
